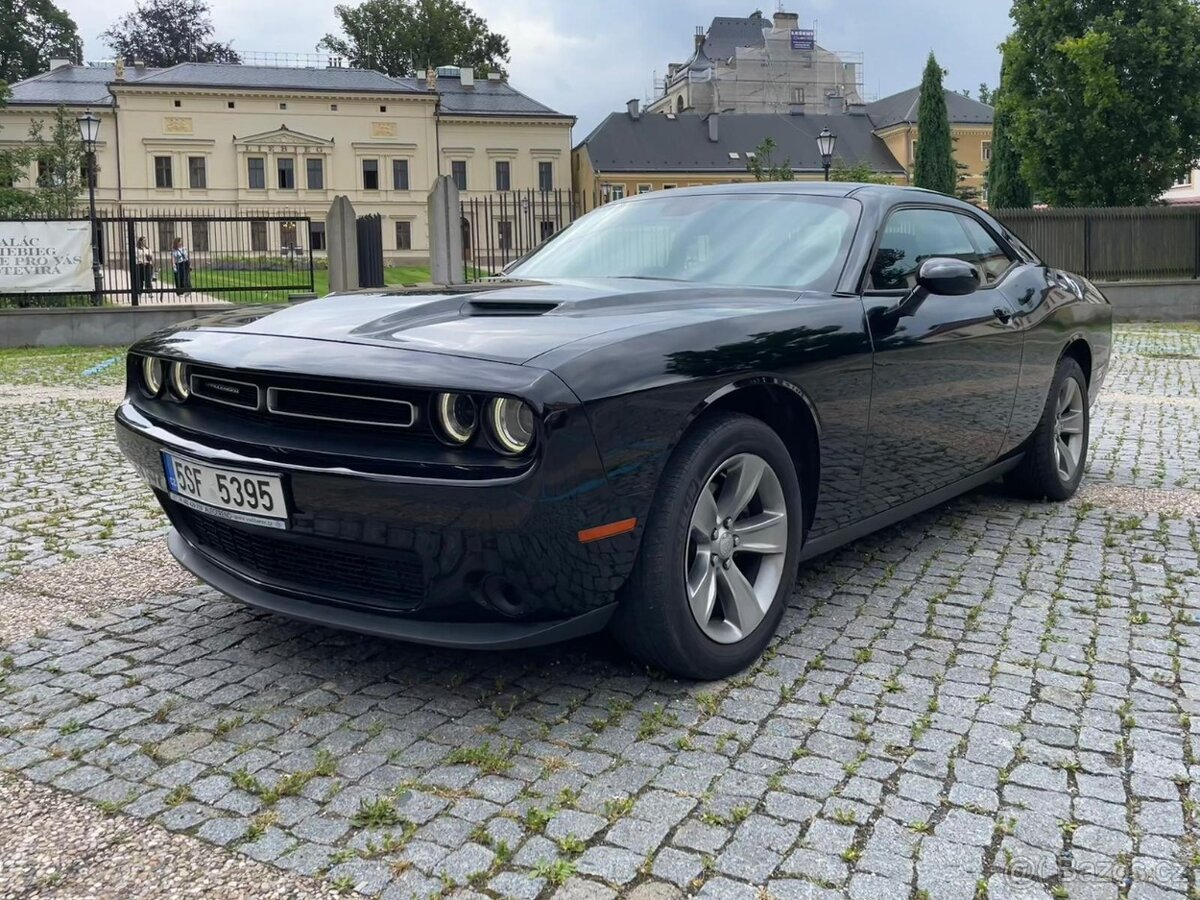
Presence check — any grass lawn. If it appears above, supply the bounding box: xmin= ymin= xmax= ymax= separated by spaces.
xmin=162 ymin=264 xmax=433 ymax=304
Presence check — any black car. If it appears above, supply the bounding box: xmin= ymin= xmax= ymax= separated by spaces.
xmin=117 ymin=184 xmax=1112 ymax=679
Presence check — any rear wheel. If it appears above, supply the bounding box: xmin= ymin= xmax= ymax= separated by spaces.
xmin=1005 ymin=356 xmax=1089 ymax=501
xmin=611 ymin=413 xmax=802 ymax=680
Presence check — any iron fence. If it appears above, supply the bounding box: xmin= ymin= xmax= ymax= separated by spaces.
xmin=1 ymin=208 xmax=315 ymax=308
xmin=991 ymin=206 xmax=1200 ymax=282
xmin=462 ymin=190 xmax=579 ymax=282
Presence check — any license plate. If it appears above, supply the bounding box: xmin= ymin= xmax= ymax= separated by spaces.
xmin=162 ymin=452 xmax=288 ymax=529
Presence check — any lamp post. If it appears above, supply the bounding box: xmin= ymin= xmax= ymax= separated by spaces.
xmin=76 ymin=110 xmax=102 ymax=305
xmin=816 ymin=126 xmax=837 ymax=182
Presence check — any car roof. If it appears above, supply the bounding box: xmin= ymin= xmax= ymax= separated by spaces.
xmin=622 ymin=181 xmax=987 ymax=212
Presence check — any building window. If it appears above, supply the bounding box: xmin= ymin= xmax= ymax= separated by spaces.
xmin=451 ymin=160 xmax=467 ymax=191
xmin=310 ymin=221 xmax=326 ymax=251
xmin=498 ymin=220 xmax=512 ymax=251
xmin=609 ymin=184 xmax=626 ymax=201
xmin=280 ymin=221 xmax=297 ymax=249
xmin=187 ymin=156 xmax=206 ymax=189
xmin=662 ymin=183 xmax=677 ymax=190
xmin=277 ymin=157 xmax=295 ymax=189
xmin=154 ymin=156 xmax=172 ymax=189
xmin=379 ymin=105 xmax=387 ymax=112
xmin=538 ymin=161 xmax=553 ymax=192
xmin=792 ymin=87 xmax=805 ymax=104
xmin=279 ymin=102 xmax=287 ymax=110
xmin=156 ymin=221 xmax=174 ymax=250
xmin=395 ymin=220 xmax=412 ymax=250
xmin=250 ymin=220 xmax=268 ymax=251
xmin=306 ymin=157 xmax=324 ymax=190
xmin=248 ymin=157 xmax=265 ymax=189
xmin=392 ymin=158 xmax=409 ymax=190
xmin=363 ymin=159 xmax=379 ymax=190
xmin=539 ymin=220 xmax=555 ymax=240
xmin=495 ymin=160 xmax=511 ymax=191
xmin=191 ymin=221 xmax=209 ymax=252
xmin=330 ymin=103 xmax=338 ymax=111
xmin=981 ymin=140 xmax=992 ymax=162
xmin=227 ymin=101 xmax=235 ymax=109
xmin=637 ymin=183 xmax=652 ymax=194
xmin=173 ymin=99 xmax=181 ymax=108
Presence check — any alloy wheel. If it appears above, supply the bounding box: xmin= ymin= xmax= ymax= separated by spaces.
xmin=685 ymin=453 xmax=789 ymax=644
xmin=1053 ymin=376 xmax=1086 ymax=482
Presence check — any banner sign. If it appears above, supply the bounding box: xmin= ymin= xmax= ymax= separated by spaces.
xmin=791 ymin=29 xmax=816 ymax=51
xmin=0 ymin=221 xmax=93 ymax=293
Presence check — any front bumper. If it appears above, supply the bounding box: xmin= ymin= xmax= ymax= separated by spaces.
xmin=115 ymin=398 xmax=643 ymax=634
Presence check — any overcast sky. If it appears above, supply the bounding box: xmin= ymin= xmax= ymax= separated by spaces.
xmin=62 ymin=0 xmax=1015 ymax=138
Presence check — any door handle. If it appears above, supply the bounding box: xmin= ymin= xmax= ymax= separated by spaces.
xmin=993 ymin=306 xmax=1013 ymax=324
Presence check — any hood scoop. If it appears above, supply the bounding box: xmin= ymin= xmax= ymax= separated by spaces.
xmin=463 ymin=298 xmax=561 ymax=317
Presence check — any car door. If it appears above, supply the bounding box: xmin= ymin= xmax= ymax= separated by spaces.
xmin=857 ymin=205 xmax=1024 ymax=516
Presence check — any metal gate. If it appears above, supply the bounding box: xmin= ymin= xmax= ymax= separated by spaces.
xmin=462 ymin=189 xmax=577 ymax=282
xmin=0 ymin=210 xmax=315 ymax=308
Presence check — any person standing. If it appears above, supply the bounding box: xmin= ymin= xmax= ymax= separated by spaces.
xmin=171 ymin=237 xmax=191 ymax=297
xmin=135 ymin=237 xmax=153 ymax=293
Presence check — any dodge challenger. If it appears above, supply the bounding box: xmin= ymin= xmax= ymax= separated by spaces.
xmin=116 ymin=184 xmax=1112 ymax=679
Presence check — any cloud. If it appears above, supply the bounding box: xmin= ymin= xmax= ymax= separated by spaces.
xmin=60 ymin=0 xmax=1012 ymax=136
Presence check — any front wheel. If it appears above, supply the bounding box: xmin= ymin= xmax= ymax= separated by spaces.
xmin=611 ymin=412 xmax=802 ymax=680
xmin=1005 ymin=356 xmax=1090 ymax=501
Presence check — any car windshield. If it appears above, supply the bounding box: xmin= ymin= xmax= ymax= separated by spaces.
xmin=508 ymin=192 xmax=860 ymax=291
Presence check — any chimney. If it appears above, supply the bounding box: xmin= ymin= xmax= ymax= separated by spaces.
xmin=826 ymin=95 xmax=846 ymax=115
xmin=49 ymin=58 xmax=72 ymax=71
xmin=694 ymin=26 xmax=704 ymax=52
xmin=426 ymin=67 xmax=437 ymax=90
xmin=133 ymin=59 xmax=146 ymax=70
xmin=627 ymin=98 xmax=640 ymax=120
xmin=114 ymin=58 xmax=126 ymax=81
xmin=487 ymin=71 xmax=501 ymax=81
xmin=706 ymin=112 xmax=719 ymax=142
xmin=459 ymin=66 xmax=474 ymax=88
xmin=773 ymin=11 xmax=799 ymax=31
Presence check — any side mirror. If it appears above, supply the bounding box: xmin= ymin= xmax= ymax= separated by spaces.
xmin=917 ymin=257 xmax=981 ymax=296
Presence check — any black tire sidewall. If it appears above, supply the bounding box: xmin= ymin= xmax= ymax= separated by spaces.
xmin=1035 ymin=358 xmax=1090 ymax=500
xmin=621 ymin=414 xmax=802 ymax=679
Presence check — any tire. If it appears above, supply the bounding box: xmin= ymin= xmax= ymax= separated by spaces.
xmin=611 ymin=412 xmax=802 ymax=680
xmin=1005 ymin=356 xmax=1089 ymax=501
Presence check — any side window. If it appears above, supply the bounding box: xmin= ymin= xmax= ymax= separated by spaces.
xmin=869 ymin=208 xmax=977 ymax=291
xmin=959 ymin=216 xmax=1015 ymax=283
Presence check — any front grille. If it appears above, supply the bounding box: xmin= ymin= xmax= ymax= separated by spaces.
xmin=175 ymin=505 xmax=425 ymax=611
xmin=266 ymin=387 xmax=416 ymax=428
xmin=191 ymin=374 xmax=260 ymax=410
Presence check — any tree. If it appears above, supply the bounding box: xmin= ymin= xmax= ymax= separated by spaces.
xmin=746 ymin=138 xmax=794 ymax=181
xmin=978 ymin=83 xmax=994 ymax=106
xmin=0 ymin=84 xmax=38 ymax=217
xmin=1005 ymin=0 xmax=1200 ymax=206
xmin=987 ymin=48 xmax=1032 ymax=209
xmin=828 ymin=162 xmax=893 ymax=185
xmin=319 ymin=0 xmax=509 ymax=77
xmin=101 ymin=0 xmax=239 ymax=67
xmin=0 ymin=0 xmax=81 ymax=83
xmin=913 ymin=52 xmax=956 ymax=195
xmin=26 ymin=106 xmax=84 ymax=217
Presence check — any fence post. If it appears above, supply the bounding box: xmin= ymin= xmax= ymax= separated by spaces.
xmin=326 ymin=195 xmax=359 ymax=294
xmin=1193 ymin=210 xmax=1200 ymax=280
xmin=125 ymin=219 xmax=139 ymax=306
xmin=427 ymin=175 xmax=464 ymax=285
xmin=1082 ymin=213 xmax=1092 ymax=280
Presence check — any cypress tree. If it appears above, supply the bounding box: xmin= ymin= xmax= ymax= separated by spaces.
xmin=988 ymin=47 xmax=1032 ymax=208
xmin=913 ymin=52 xmax=956 ymax=195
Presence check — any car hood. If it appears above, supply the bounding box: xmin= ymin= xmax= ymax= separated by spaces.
xmin=177 ymin=278 xmax=806 ymax=366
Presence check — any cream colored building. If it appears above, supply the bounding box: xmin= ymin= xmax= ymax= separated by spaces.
xmin=2 ymin=61 xmax=574 ymax=263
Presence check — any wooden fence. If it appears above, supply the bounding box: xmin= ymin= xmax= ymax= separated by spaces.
xmin=991 ymin=206 xmax=1200 ymax=281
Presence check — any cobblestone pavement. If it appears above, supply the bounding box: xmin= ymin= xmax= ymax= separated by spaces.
xmin=1 ymin=331 xmax=1197 ymax=900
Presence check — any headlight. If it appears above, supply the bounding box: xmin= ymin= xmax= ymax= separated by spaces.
xmin=434 ymin=392 xmax=478 ymax=445
xmin=141 ymin=356 xmax=164 ymax=396
xmin=169 ymin=362 xmax=190 ymax=399
xmin=487 ymin=397 xmax=535 ymax=455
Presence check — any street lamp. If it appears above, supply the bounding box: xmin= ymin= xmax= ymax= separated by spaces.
xmin=816 ymin=126 xmax=837 ymax=182
xmin=76 ymin=110 xmax=103 ymax=305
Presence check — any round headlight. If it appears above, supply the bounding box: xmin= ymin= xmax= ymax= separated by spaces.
xmin=488 ymin=397 xmax=535 ymax=455
xmin=141 ymin=356 xmax=164 ymax=396
xmin=434 ymin=392 xmax=478 ymax=445
xmin=169 ymin=362 xmax=190 ymax=400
